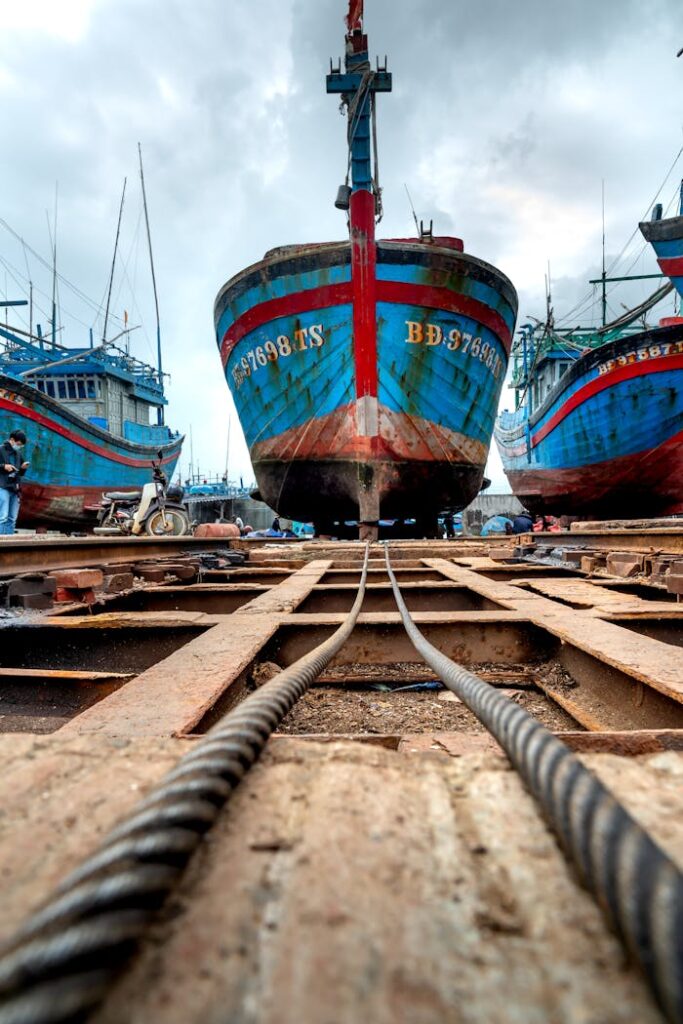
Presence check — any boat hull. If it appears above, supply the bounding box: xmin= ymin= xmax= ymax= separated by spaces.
xmin=494 ymin=325 xmax=683 ymax=517
xmin=640 ymin=215 xmax=683 ymax=302
xmin=0 ymin=375 xmax=183 ymax=528
xmin=215 ymin=240 xmax=517 ymax=524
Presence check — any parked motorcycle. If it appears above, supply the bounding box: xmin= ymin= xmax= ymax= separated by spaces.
xmin=93 ymin=453 xmax=190 ymax=536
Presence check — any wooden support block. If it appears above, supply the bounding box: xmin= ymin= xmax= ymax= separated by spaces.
xmin=134 ymin=567 xmax=166 ymax=583
xmin=103 ymin=573 xmax=135 ymax=593
xmin=488 ymin=548 xmax=517 ymax=563
xmin=101 ymin=563 xmax=135 ymax=575
xmin=605 ymin=552 xmax=644 ymax=578
xmin=8 ymin=576 xmax=56 ymax=597
xmin=14 ymin=593 xmax=53 ymax=610
xmin=159 ymin=564 xmax=197 ymax=581
xmin=50 ymin=569 xmax=104 ymax=590
xmin=666 ymin=572 xmax=683 ymax=596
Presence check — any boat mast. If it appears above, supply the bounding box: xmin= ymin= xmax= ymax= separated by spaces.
xmin=327 ymin=1 xmax=392 ymax=533
xmin=601 ymin=180 xmax=607 ymax=327
xmin=47 ymin=183 xmax=58 ymax=349
xmin=138 ymin=143 xmax=165 ymax=426
xmin=102 ymin=177 xmax=127 ymax=345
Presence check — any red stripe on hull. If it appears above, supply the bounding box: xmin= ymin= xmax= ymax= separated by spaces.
xmin=376 ymin=281 xmax=512 ymax=353
xmin=220 ymin=279 xmax=513 ymax=367
xmin=350 ymin=189 xmax=378 ymax=398
xmin=531 ymin=353 xmax=683 ymax=447
xmin=219 ymin=282 xmax=351 ymax=364
xmin=250 ymin=403 xmax=487 ymax=466
xmin=0 ymin=397 xmax=179 ymax=468
xmin=506 ymin=427 xmax=683 ymax=517
xmin=19 ymin=482 xmax=116 ymax=525
xmin=658 ymin=256 xmax=683 ymax=277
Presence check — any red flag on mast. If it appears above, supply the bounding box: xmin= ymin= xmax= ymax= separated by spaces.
xmin=346 ymin=0 xmax=363 ymax=32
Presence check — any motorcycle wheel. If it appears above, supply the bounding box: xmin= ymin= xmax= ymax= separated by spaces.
xmin=144 ymin=508 xmax=191 ymax=536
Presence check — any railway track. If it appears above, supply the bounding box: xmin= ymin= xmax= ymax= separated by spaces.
xmin=0 ymin=535 xmax=681 ymax=1022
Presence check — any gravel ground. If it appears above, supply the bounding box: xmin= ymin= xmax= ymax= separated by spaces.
xmin=277 ymin=682 xmax=579 ymax=735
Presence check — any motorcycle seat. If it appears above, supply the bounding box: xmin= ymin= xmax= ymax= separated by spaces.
xmin=103 ymin=490 xmax=143 ymax=501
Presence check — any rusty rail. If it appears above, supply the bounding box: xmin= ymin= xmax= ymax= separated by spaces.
xmin=0 ymin=536 xmax=246 ymax=578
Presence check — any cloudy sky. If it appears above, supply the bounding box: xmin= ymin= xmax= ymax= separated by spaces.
xmin=0 ymin=0 xmax=681 ymax=493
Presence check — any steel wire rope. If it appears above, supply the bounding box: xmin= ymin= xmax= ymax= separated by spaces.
xmin=383 ymin=545 xmax=683 ymax=1023
xmin=0 ymin=544 xmax=370 ymax=1024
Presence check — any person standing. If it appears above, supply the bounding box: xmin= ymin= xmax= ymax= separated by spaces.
xmin=0 ymin=429 xmax=29 ymax=535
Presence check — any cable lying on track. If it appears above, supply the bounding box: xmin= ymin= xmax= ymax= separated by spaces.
xmin=0 ymin=545 xmax=370 ymax=1024
xmin=385 ymin=545 xmax=683 ymax=1024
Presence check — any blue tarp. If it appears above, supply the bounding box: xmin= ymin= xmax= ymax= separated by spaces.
xmin=481 ymin=515 xmax=512 ymax=536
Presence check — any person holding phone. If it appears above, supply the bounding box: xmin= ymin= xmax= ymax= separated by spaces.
xmin=0 ymin=429 xmax=29 ymax=535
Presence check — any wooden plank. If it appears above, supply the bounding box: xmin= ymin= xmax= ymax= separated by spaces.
xmin=59 ymin=561 xmax=333 ymax=738
xmin=0 ymin=668 xmax=134 ymax=684
xmin=423 ymin=560 xmax=683 ymax=704
xmin=91 ymin=738 xmax=673 ymax=1024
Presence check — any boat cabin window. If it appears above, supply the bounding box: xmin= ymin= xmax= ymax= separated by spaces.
xmin=28 ymin=373 xmax=100 ymax=402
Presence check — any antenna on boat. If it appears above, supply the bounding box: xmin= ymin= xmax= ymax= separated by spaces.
xmin=404 ymin=184 xmax=420 ymax=237
xmin=138 ymin=142 xmax=164 ymax=426
xmin=46 ymin=183 xmax=58 ymax=349
xmin=601 ymin=179 xmax=607 ymax=327
xmin=102 ymin=177 xmax=127 ymax=345
xmin=544 ymin=262 xmax=554 ymax=330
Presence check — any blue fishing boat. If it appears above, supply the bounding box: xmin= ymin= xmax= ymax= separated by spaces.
xmin=0 ymin=152 xmax=183 ymax=529
xmin=0 ymin=347 xmax=182 ymax=529
xmin=495 ymin=189 xmax=683 ymax=518
xmin=214 ymin=1 xmax=517 ymax=538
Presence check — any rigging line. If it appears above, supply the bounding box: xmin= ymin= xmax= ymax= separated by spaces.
xmin=122 ymin=210 xmax=156 ymax=360
xmin=102 ymin=178 xmax=127 ymax=344
xmin=110 ymin=208 xmax=144 ymax=326
xmin=0 ymin=244 xmax=107 ymax=336
xmin=138 ymin=141 xmax=163 ymax=385
xmin=0 ymin=217 xmax=126 ymax=328
xmin=557 ymin=161 xmax=683 ymax=327
xmin=0 ymin=256 xmax=49 ymax=328
xmin=606 ymin=142 xmax=683 ymax=277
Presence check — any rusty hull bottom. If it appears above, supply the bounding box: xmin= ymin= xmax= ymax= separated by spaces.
xmin=252 ymin=457 xmax=484 ymax=525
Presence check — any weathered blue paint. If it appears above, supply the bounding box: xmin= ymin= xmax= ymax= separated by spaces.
xmin=495 ymin=325 xmax=683 ymax=516
xmin=0 ymin=374 xmax=182 ymax=527
xmin=214 ymin=239 xmax=516 ymax=522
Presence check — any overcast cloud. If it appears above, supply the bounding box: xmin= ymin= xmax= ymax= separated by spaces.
xmin=0 ymin=0 xmax=681 ymax=493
